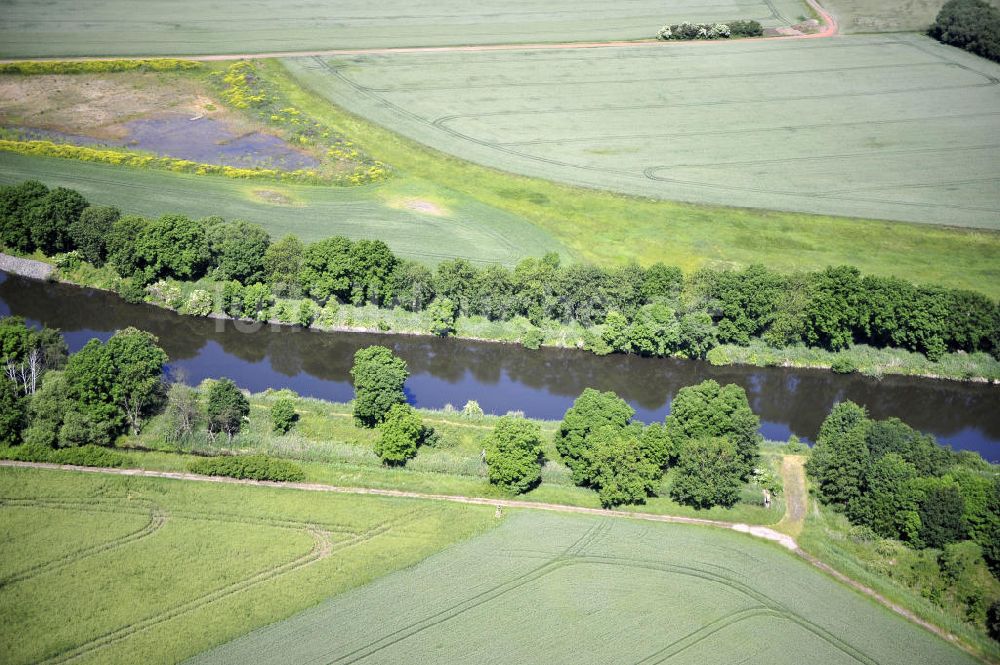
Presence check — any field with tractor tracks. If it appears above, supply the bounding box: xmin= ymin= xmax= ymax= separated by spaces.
xmin=287 ymin=33 xmax=1000 ymax=229
xmin=190 ymin=510 xmax=977 ymax=665
xmin=0 ymin=467 xmax=496 ymax=665
xmin=0 ymin=0 xmax=811 ymax=58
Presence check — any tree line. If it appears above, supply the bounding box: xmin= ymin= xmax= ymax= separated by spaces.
xmin=347 ymin=344 xmax=769 ymax=509
xmin=930 ymin=0 xmax=1000 ymax=63
xmin=2 ymin=180 xmax=997 ymax=364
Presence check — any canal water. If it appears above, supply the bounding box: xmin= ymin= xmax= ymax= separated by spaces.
xmin=2 ymin=271 xmax=997 ymax=460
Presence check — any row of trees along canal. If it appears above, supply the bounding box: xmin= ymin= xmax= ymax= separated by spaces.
xmin=1 ymin=180 xmax=997 ymax=370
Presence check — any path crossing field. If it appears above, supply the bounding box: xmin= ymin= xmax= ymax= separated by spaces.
xmin=286 ymin=33 xmax=1000 ymax=229
xmin=189 ymin=511 xmax=977 ymax=665
xmin=0 ymin=0 xmax=810 ymax=58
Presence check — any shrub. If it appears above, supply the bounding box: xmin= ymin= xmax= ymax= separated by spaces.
xmin=206 ymin=378 xmax=250 ymax=441
xmin=188 ymin=454 xmax=305 ymax=482
xmin=831 ymin=355 xmax=858 ymax=374
xmin=271 ymin=397 xmax=298 ymax=434
xmin=0 ymin=442 xmax=129 ymax=467
xmin=729 ymin=19 xmax=764 ymax=37
xmin=484 ymin=416 xmax=545 ymax=493
xmin=670 ymin=438 xmax=744 ymax=509
xmin=0 ymin=59 xmax=201 ymax=75
xmin=184 ymin=289 xmax=214 ymax=316
xmin=657 ymin=21 xmax=741 ymax=40
xmin=461 ymin=400 xmax=484 ymax=419
xmin=117 ymin=278 xmax=147 ymax=304
xmin=351 ymin=346 xmax=408 ymax=427
xmin=522 ymin=328 xmax=544 ymax=350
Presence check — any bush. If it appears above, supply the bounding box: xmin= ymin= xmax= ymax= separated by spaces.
xmin=206 ymin=378 xmax=250 ymax=441
xmin=484 ymin=416 xmax=544 ymax=493
xmin=461 ymin=400 xmax=484 ymax=419
xmin=929 ymin=0 xmax=1000 ymax=63
xmin=831 ymin=355 xmax=858 ymax=374
xmin=0 ymin=443 xmax=129 ymax=467
xmin=656 ymin=21 xmax=743 ymax=40
xmin=374 ymin=404 xmax=422 ymax=465
xmin=188 ymin=454 xmax=305 ymax=482
xmin=729 ymin=19 xmax=764 ymax=37
xmin=118 ymin=278 xmax=147 ymax=304
xmin=271 ymin=397 xmax=298 ymax=434
xmin=183 ymin=289 xmax=214 ymax=316
xmin=522 ymin=328 xmax=544 ymax=350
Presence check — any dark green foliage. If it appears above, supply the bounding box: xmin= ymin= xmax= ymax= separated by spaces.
xmin=470 ymin=264 xmax=516 ymax=320
xmin=830 ymin=356 xmax=857 ymax=374
xmin=866 ymin=417 xmax=952 ymax=476
xmin=271 ymin=397 xmax=298 ymax=434
xmin=0 ymin=316 xmax=68 ymax=395
xmin=389 ymin=260 xmax=436 ymax=312
xmin=206 ymin=378 xmax=250 ymax=441
xmin=374 ymin=403 xmax=422 ymax=465
xmin=588 ymin=425 xmax=660 ymax=507
xmin=484 ymin=416 xmax=544 ymax=493
xmin=663 ymin=379 xmax=760 ymax=479
xmin=434 ymin=258 xmax=477 ymax=315
xmin=135 ymin=214 xmax=211 ymax=281
xmin=221 ymin=280 xmax=244 ymax=318
xmin=803 ymin=266 xmax=864 ymax=351
xmin=300 ymin=236 xmax=354 ymax=303
xmin=117 ymin=278 xmax=147 ymax=303
xmin=350 ymin=346 xmax=409 ymax=427
xmin=807 ymin=401 xmax=872 ymax=508
xmin=0 ymin=378 xmax=25 ymax=446
xmin=929 ymin=0 xmax=1000 ymax=63
xmin=207 ymin=219 xmax=271 ymax=284
xmin=107 ymin=215 xmax=148 ymax=277
xmin=427 ymin=297 xmax=457 ymax=337
xmin=919 ymin=481 xmax=968 ymax=549
xmin=0 ymin=180 xmax=48 ymax=252
xmin=28 ymin=187 xmax=89 ymax=255
xmin=693 ymin=264 xmax=785 ymax=345
xmin=263 ymin=234 xmax=303 ymax=296
xmin=188 ymin=454 xmax=305 ymax=482
xmin=63 ymin=328 xmax=167 ymax=440
xmin=847 ymin=453 xmax=921 ymax=542
xmin=729 ymin=19 xmax=764 ymax=37
xmin=988 ymin=599 xmax=1000 ymax=641
xmin=349 ymin=239 xmax=397 ymax=306
xmin=69 ymin=205 xmax=120 ymax=266
xmin=676 ymin=311 xmax=717 ymax=359
xmin=555 ymin=388 xmax=634 ymax=485
xmin=670 ymin=438 xmax=744 ymax=509
xmin=641 ymin=262 xmax=683 ymax=302
xmin=0 ymin=442 xmax=129 ymax=467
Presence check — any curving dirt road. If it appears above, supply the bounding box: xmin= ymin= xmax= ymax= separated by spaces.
xmin=0 ymin=457 xmax=986 ymax=662
xmin=0 ymin=0 xmax=838 ymax=64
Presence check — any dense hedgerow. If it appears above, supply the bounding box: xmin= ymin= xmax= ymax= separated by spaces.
xmin=657 ymin=20 xmax=762 ymax=40
xmin=188 ymin=454 xmax=306 ymax=482
xmin=0 ymin=59 xmax=202 ymax=75
xmin=929 ymin=0 xmax=1000 ymax=63
xmin=0 ymin=443 xmax=130 ymax=467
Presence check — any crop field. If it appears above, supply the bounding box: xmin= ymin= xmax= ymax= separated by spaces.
xmin=0 ymin=0 xmax=810 ymax=58
xmin=288 ymin=33 xmax=1000 ymax=230
xmin=190 ymin=511 xmax=975 ymax=665
xmin=0 ymin=152 xmax=565 ymax=265
xmin=0 ymin=466 xmax=496 ymax=665
xmin=824 ymin=0 xmax=1000 ymax=34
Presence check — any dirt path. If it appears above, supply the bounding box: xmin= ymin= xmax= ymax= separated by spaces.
xmin=776 ymin=455 xmax=808 ymax=538
xmin=0 ymin=457 xmax=987 ymax=662
xmin=0 ymin=1 xmax=838 ymax=64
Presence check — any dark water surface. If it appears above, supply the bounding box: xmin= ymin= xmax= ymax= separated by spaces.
xmin=2 ymin=272 xmax=997 ymax=460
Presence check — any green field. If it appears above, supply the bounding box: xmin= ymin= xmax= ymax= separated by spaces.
xmin=288 ymin=33 xmax=1000 ymax=230
xmin=189 ymin=510 xmax=976 ymax=665
xmin=0 ymin=152 xmax=565 ymax=265
xmin=0 ymin=0 xmax=810 ymax=58
xmin=0 ymin=466 xmax=496 ymax=665
xmin=824 ymin=0 xmax=1000 ymax=34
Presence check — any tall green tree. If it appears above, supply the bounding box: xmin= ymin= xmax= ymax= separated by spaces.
xmin=350 ymin=346 xmax=409 ymax=427
xmin=847 ymin=453 xmax=922 ymax=542
xmin=206 ymin=378 xmax=250 ymax=442
xmin=135 ymin=214 xmax=211 ymax=281
xmin=670 ymin=438 xmax=743 ymax=509
xmin=300 ymin=236 xmax=353 ymax=303
xmin=107 ymin=215 xmax=148 ymax=277
xmin=555 ymin=388 xmax=634 ymax=485
xmin=663 ymin=380 xmax=760 ymax=478
xmin=803 ymin=265 xmax=864 ymax=350
xmin=207 ymin=219 xmax=271 ymax=284
xmin=484 ymin=416 xmax=545 ymax=493
xmin=918 ymin=480 xmax=968 ymax=549
xmin=349 ymin=239 xmax=397 ymax=306
xmin=0 ymin=180 xmax=48 ymax=252
xmin=807 ymin=402 xmax=872 ymax=509
xmin=588 ymin=424 xmax=660 ymax=507
xmin=29 ymin=187 xmax=89 ymax=255
xmin=0 ymin=378 xmax=25 ymax=446
xmin=69 ymin=205 xmax=120 ymax=266
xmin=263 ymin=234 xmax=304 ymax=296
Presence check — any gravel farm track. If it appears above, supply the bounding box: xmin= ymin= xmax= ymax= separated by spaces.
xmin=0 ymin=458 xmax=988 ymax=663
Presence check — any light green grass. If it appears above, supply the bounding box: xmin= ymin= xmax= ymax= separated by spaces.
xmin=0 ymin=152 xmax=564 ymax=266
xmin=0 ymin=466 xmax=496 ymax=665
xmin=271 ymin=55 xmax=1000 ymax=297
xmin=0 ymin=0 xmax=808 ymax=58
xmin=188 ymin=510 xmax=977 ymax=665
xmin=289 ymin=33 xmax=1000 ymax=231
xmin=824 ymin=0 xmax=1000 ymax=34
xmin=122 ymin=392 xmax=785 ymax=526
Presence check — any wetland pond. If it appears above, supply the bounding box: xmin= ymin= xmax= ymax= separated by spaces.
xmin=1 ymin=271 xmax=997 ymax=460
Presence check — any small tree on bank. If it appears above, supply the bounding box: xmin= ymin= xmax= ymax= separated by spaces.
xmin=670 ymin=438 xmax=743 ymax=509
xmin=374 ymin=403 xmax=422 ymax=465
xmin=484 ymin=416 xmax=545 ymax=494
xmin=588 ymin=425 xmax=660 ymax=508
xmin=206 ymin=379 xmax=250 ymax=442
xmin=351 ymin=346 xmax=408 ymax=427
xmin=271 ymin=397 xmax=298 ymax=434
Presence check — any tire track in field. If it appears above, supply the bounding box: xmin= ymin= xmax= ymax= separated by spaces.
xmin=1 ymin=461 xmax=987 ymax=662
xmin=313 ymin=519 xmax=611 ymax=665
xmin=0 ymin=497 xmax=166 ymax=587
xmin=37 ymin=511 xmax=410 ymax=665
